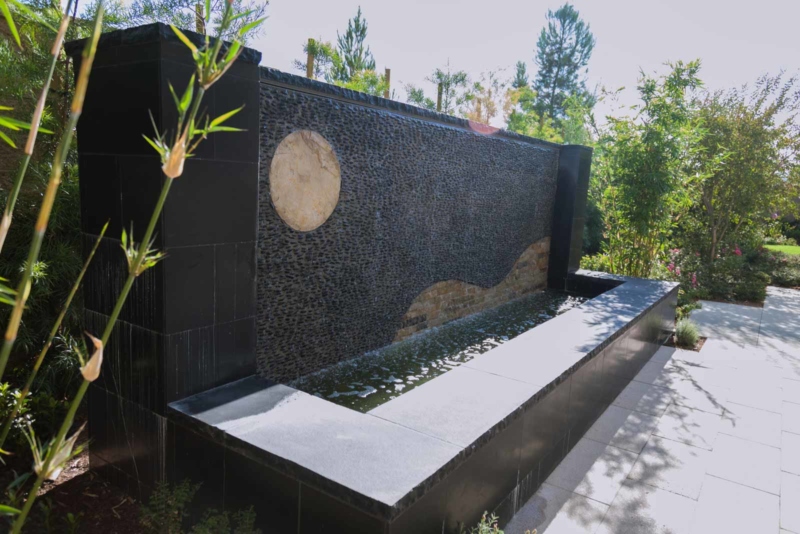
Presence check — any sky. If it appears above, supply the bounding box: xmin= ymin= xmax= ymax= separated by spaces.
xmin=251 ymin=0 xmax=800 ymax=126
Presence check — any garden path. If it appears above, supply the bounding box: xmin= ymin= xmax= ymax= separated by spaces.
xmin=506 ymin=286 xmax=800 ymax=534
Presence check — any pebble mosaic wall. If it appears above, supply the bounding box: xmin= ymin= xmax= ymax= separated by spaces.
xmin=257 ymin=75 xmax=561 ymax=382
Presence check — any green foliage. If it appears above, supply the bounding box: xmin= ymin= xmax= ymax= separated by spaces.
xmin=511 ymin=61 xmax=529 ymax=89
xmin=330 ymin=6 xmax=375 ymax=83
xmin=582 ymin=195 xmax=604 ymax=255
xmin=141 ymin=480 xmax=261 ymax=534
xmin=674 ymin=319 xmax=699 ymax=348
xmin=580 ymin=252 xmax=612 ymax=273
xmin=685 ymin=74 xmax=800 ymax=265
xmin=504 ymin=86 xmax=562 ymax=142
xmin=532 ymin=3 xmax=595 ymax=121
xmin=462 ymin=71 xmax=506 ymax=125
xmin=123 ymin=0 xmax=268 ymax=42
xmin=593 ymin=60 xmax=702 ymax=277
xmin=405 ymin=61 xmax=472 ymax=115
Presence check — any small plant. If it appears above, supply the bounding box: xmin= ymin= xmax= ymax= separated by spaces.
xmin=140 ymin=480 xmax=260 ymax=534
xmin=674 ymin=318 xmax=700 ymax=348
xmin=459 ymin=512 xmax=536 ymax=534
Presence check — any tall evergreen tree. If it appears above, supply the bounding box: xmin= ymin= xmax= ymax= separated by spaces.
xmin=512 ymin=61 xmax=529 ymax=89
xmin=331 ymin=6 xmax=375 ymax=83
xmin=532 ymin=3 xmax=595 ymax=120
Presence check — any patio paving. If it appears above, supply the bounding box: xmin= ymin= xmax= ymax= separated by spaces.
xmin=506 ymin=286 xmax=800 ymax=534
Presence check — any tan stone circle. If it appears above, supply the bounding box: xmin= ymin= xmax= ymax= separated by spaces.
xmin=269 ymin=130 xmax=341 ymax=232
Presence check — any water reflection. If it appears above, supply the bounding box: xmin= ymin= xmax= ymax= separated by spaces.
xmin=291 ymin=290 xmax=587 ymax=412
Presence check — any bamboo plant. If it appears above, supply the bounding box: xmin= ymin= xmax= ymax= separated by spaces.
xmin=0 ymin=0 xmax=66 ymax=254
xmin=7 ymin=0 xmax=264 ymax=529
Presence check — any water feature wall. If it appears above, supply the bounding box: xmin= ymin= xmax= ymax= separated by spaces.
xmin=256 ymin=68 xmax=579 ymax=382
xmin=66 ymin=24 xmax=598 ymax=530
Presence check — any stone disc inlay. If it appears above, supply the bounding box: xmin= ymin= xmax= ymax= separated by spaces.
xmin=269 ymin=130 xmax=341 ymax=231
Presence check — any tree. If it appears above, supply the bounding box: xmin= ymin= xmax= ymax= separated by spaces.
xmin=405 ymin=60 xmax=471 ymax=115
xmin=689 ymin=74 xmax=800 ymax=262
xmin=532 ymin=3 xmax=595 ymax=121
xmin=330 ymin=6 xmax=374 ymax=83
xmin=512 ymin=61 xmax=529 ymax=89
xmin=504 ymin=85 xmax=561 ymax=142
xmin=126 ymin=0 xmax=268 ymax=42
xmin=593 ymin=61 xmax=703 ymax=277
xmin=462 ymin=71 xmax=505 ymax=125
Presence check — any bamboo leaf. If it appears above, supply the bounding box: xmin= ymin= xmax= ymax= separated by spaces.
xmin=0 ymin=504 xmax=21 ymax=516
xmin=170 ymin=25 xmax=198 ymax=55
xmin=0 ymin=0 xmax=21 ymax=48
xmin=0 ymin=130 xmax=16 ymax=149
xmin=142 ymin=135 xmax=163 ymax=155
xmin=238 ymin=17 xmax=266 ymax=37
xmin=179 ymin=75 xmax=195 ymax=113
xmin=209 ymin=106 xmax=243 ymax=128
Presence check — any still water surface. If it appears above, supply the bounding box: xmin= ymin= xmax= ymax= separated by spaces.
xmin=291 ymin=290 xmax=588 ymax=412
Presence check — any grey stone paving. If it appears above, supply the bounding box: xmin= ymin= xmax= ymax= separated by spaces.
xmin=506 ymin=287 xmax=800 ymax=534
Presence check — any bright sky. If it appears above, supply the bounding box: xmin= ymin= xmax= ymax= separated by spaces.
xmin=252 ymin=0 xmax=800 ymax=126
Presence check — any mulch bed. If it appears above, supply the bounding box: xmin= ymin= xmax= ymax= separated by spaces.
xmin=665 ymin=335 xmax=708 ymax=352
xmin=2 ymin=439 xmax=142 ymax=533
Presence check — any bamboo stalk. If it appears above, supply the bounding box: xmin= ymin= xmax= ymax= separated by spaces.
xmin=9 ymin=6 xmax=105 ymax=530
xmin=0 ymin=0 xmax=74 ymax=255
xmin=0 ymin=223 xmax=107 ymax=449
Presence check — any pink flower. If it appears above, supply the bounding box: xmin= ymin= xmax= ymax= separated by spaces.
xmin=676 ymin=267 xmax=681 ymax=276
xmin=667 ymin=262 xmax=675 ymax=272
xmin=734 ymin=246 xmax=742 ymax=256
xmin=692 ymin=273 xmax=697 ymax=288
xmin=772 ymin=213 xmax=779 ymax=220
xmin=695 ymin=251 xmax=700 ymax=257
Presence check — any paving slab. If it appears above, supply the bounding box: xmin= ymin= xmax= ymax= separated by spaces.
xmin=785 ymin=401 xmax=800 ymax=435
xmin=782 ymin=472 xmax=800 ymax=534
xmin=611 ymin=381 xmax=673 ymax=417
xmin=783 ymin=431 xmax=800 ymax=475
xmin=667 ymin=379 xmax=729 ymax=416
xmin=691 ymin=300 xmax=762 ymax=345
xmin=545 ymin=438 xmax=638 ymax=505
xmin=504 ymin=483 xmax=608 ymax=534
xmin=627 ymin=436 xmax=710 ymax=500
xmin=595 ymin=479 xmax=697 ymax=534
xmin=726 ymin=380 xmax=784 ymax=413
xmin=690 ymin=475 xmax=779 ymax=534
xmin=719 ymin=402 xmax=782 ymax=448
xmin=706 ymin=433 xmax=781 ymax=495
xmin=653 ymin=404 xmax=721 ymax=450
xmin=784 ymin=377 xmax=800 ymax=405
xmin=585 ymin=405 xmax=661 ymax=454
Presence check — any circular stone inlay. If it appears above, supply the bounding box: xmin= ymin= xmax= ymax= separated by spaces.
xmin=269 ymin=130 xmax=341 ymax=232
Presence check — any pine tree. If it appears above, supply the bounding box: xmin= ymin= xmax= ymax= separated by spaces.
xmin=532 ymin=3 xmax=595 ymax=120
xmin=512 ymin=61 xmax=529 ymax=89
xmin=331 ymin=6 xmax=376 ymax=83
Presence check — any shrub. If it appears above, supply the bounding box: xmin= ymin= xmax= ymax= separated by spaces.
xmin=580 ymin=253 xmax=612 ymax=273
xmin=674 ymin=319 xmax=700 ymax=348
xmin=734 ymin=270 xmax=770 ymax=302
xmin=140 ymin=480 xmax=261 ymax=534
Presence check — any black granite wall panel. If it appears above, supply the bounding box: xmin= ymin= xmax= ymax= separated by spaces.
xmin=257 ymin=72 xmax=561 ymax=381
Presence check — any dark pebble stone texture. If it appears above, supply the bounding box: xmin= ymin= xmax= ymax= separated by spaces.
xmin=257 ymin=72 xmax=561 ymax=382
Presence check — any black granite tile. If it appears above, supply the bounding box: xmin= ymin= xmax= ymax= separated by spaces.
xmin=519 ymin=377 xmax=571 ymax=482
xmin=212 ymin=72 xmax=260 ymax=162
xmin=224 ymin=449 xmax=299 ymax=534
xmin=78 ymin=60 xmax=162 ymax=155
xmin=299 ymin=484 xmax=386 ymax=534
xmin=215 ymin=243 xmax=236 ymax=324
xmin=163 ymin=245 xmax=215 ymax=333
xmin=234 ymin=242 xmax=256 ymax=320
xmin=567 ymin=354 xmax=606 ymax=449
xmin=162 ymin=159 xmax=258 ymax=247
xmin=169 ymin=421 xmax=225 ymax=513
xmin=118 ymin=155 xmax=166 ymax=248
xmin=537 ymin=435 xmax=568 ymax=488
xmin=79 ymin=155 xmax=121 ymax=236
xmin=215 ymin=318 xmax=256 ymax=384
xmin=163 ymin=324 xmax=216 ymax=405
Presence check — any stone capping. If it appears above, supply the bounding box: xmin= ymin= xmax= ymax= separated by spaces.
xmin=64 ymin=22 xmax=263 ymax=64
xmin=168 ymin=272 xmax=677 ymax=522
xmin=260 ymin=67 xmax=563 ymax=150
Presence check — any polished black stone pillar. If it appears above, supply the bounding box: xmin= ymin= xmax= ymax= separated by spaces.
xmin=548 ymin=145 xmax=593 ymax=289
xmin=66 ymin=23 xmax=261 ymax=498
